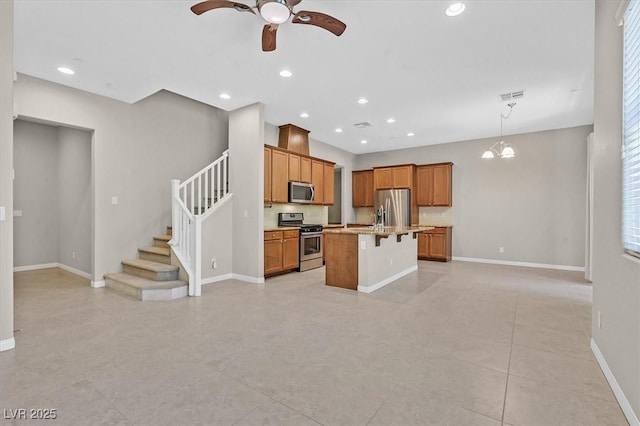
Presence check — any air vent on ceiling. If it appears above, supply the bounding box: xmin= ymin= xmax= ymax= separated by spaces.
xmin=354 ymin=122 xmax=373 ymax=129
xmin=499 ymin=90 xmax=524 ymax=102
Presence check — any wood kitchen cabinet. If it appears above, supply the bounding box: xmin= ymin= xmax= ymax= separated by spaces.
xmin=288 ymin=153 xmax=300 ymax=182
xmin=417 ymin=227 xmax=452 ymax=261
xmin=264 ymin=230 xmax=299 ymax=276
xmin=373 ymin=165 xmax=414 ymax=190
xmin=270 ymin=149 xmax=289 ymax=203
xmin=300 ymin=157 xmax=312 ymax=183
xmin=416 ymin=163 xmax=453 ymax=206
xmin=352 ymin=170 xmax=374 ymax=207
xmin=323 ymin=162 xmax=335 ymax=205
xmin=311 ymin=159 xmax=324 ymax=204
xmin=264 ymin=147 xmax=272 ymax=202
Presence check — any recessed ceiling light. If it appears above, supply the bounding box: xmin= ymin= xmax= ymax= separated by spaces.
xmin=445 ymin=2 xmax=466 ymax=17
xmin=219 ymin=93 xmax=231 ymax=100
xmin=57 ymin=67 xmax=75 ymax=75
xmin=335 ymin=128 xmax=343 ymax=133
xmin=387 ymin=118 xmax=395 ymax=124
xmin=279 ymin=69 xmax=292 ymax=78
xmin=300 ymin=112 xmax=309 ymax=118
xmin=361 ymin=140 xmax=368 ymax=144
xmin=407 ymin=132 xmax=415 ymax=137
xmin=358 ymin=98 xmax=369 ymax=105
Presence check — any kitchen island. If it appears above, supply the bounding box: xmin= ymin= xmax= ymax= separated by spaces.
xmin=323 ymin=226 xmax=432 ymax=293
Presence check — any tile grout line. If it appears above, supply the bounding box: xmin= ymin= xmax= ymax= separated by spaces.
xmin=501 ymin=282 xmax=522 ymax=424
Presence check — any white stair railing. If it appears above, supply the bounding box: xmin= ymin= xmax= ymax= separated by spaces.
xmin=170 ymin=149 xmax=230 ymax=296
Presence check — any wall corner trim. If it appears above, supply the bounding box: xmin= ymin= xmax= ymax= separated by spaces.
xmin=0 ymin=337 xmax=15 ymax=352
xmin=591 ymin=338 xmax=640 ymax=426
xmin=91 ymin=280 xmax=105 ymax=288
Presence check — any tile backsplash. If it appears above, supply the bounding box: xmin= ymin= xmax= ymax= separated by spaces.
xmin=264 ymin=204 xmax=328 ymax=227
xmin=419 ymin=206 xmax=454 ymax=226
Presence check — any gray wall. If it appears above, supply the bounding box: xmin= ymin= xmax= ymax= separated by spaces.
xmin=13 ymin=121 xmax=92 ymax=274
xmin=0 ymin=0 xmax=15 ymax=349
xmin=593 ymin=0 xmax=640 ymax=420
xmin=57 ymin=126 xmax=91 ymax=274
xmin=230 ymin=103 xmax=264 ymax=281
xmin=14 ymin=75 xmax=229 ymax=282
xmin=13 ymin=120 xmax=59 ymax=267
xmin=201 ymin=198 xmax=233 ymax=281
xmin=356 ymin=125 xmax=591 ymax=268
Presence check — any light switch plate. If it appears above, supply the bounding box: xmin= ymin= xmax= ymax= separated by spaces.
xmin=0 ymin=207 xmax=5 ymax=221
xmin=13 ymin=210 xmax=22 ymax=217
xmin=111 ymin=196 xmax=118 ymax=206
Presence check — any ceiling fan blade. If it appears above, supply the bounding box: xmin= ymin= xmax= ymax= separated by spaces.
xmin=262 ymin=24 xmax=278 ymax=52
xmin=292 ymin=10 xmax=346 ymax=36
xmin=191 ymin=0 xmax=255 ymax=16
xmin=286 ymin=0 xmax=302 ymax=6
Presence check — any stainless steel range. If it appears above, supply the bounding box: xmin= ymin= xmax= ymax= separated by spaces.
xmin=278 ymin=213 xmax=324 ymax=272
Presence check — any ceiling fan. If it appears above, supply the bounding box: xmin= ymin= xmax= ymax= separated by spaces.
xmin=190 ymin=0 xmax=347 ymax=52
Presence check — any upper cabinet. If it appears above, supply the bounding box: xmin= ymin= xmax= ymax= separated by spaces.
xmin=264 ymin=144 xmax=334 ymax=205
xmin=270 ymin=149 xmax=289 ymax=203
xmin=373 ymin=165 xmax=414 ymax=190
xmin=264 ymin=147 xmax=272 ymax=203
xmin=323 ymin=162 xmax=335 ymax=205
xmin=416 ymin=163 xmax=453 ymax=206
xmin=311 ymin=159 xmax=324 ymax=205
xmin=352 ymin=170 xmax=374 ymax=207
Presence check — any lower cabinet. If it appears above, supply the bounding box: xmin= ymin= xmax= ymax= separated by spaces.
xmin=264 ymin=230 xmax=299 ymax=276
xmin=417 ymin=227 xmax=452 ymax=262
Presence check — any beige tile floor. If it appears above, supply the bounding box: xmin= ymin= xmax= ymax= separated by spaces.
xmin=1 ymin=262 xmax=629 ymax=426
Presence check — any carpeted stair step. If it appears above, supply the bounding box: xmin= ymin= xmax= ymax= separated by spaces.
xmin=153 ymin=234 xmax=171 ymax=249
xmin=122 ymin=259 xmax=179 ymax=281
xmin=104 ymin=272 xmax=187 ymax=301
xmin=138 ymin=246 xmax=171 ymax=265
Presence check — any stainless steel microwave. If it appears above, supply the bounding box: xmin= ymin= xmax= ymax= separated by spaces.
xmin=289 ymin=182 xmax=315 ymax=204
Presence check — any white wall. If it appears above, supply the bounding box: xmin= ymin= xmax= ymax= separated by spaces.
xmin=230 ymin=103 xmax=264 ymax=282
xmin=13 ymin=120 xmax=60 ymax=267
xmin=201 ymin=198 xmax=233 ymax=281
xmin=14 ymin=75 xmax=229 ymax=282
xmin=356 ymin=125 xmax=591 ymax=268
xmin=57 ymin=126 xmax=92 ymax=274
xmin=0 ymin=0 xmax=15 ymax=350
xmin=592 ymin=0 xmax=640 ymax=421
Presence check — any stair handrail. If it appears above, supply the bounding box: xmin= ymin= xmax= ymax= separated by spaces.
xmin=170 ymin=149 xmax=230 ymax=296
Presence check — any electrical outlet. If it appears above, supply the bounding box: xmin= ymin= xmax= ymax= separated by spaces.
xmin=390 ymin=258 xmax=393 ymax=266
xmin=598 ymin=311 xmax=602 ymax=329
xmin=499 ymin=247 xmax=504 ymax=253
xmin=211 ymin=258 xmax=217 ymax=269
xmin=72 ymin=251 xmax=76 ymax=259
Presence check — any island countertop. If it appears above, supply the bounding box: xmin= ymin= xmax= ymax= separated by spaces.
xmin=323 ymin=225 xmax=434 ymax=236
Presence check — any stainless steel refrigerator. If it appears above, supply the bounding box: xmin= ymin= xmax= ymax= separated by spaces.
xmin=374 ymin=189 xmax=411 ymax=227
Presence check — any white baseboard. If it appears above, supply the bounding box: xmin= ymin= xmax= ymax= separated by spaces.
xmin=14 ymin=262 xmax=94 ymax=279
xmin=58 ymin=263 xmax=92 ymax=280
xmin=231 ymin=273 xmax=265 ymax=284
xmin=358 ymin=265 xmax=418 ymax=294
xmin=591 ymin=338 xmax=640 ymax=426
xmin=202 ymin=273 xmax=233 ymax=285
xmin=0 ymin=337 xmax=15 ymax=352
xmin=452 ymin=256 xmax=585 ymax=272
xmin=13 ymin=263 xmax=58 ymax=272
xmin=91 ymin=280 xmax=105 ymax=288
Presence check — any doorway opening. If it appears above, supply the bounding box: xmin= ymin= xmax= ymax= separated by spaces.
xmin=13 ymin=119 xmax=93 ymax=280
xmin=328 ymin=167 xmax=342 ymax=224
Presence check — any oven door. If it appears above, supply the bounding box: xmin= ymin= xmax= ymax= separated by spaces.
xmin=300 ymin=232 xmax=323 ymax=261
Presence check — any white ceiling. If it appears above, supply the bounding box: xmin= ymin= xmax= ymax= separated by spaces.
xmin=13 ymin=0 xmax=595 ymax=154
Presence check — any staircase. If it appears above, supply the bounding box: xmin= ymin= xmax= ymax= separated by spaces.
xmin=104 ymin=226 xmax=188 ymax=301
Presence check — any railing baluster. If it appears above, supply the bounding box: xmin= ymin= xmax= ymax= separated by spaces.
xmin=204 ymin=169 xmax=209 ymax=213
xmin=223 ymin=156 xmax=227 ymax=196
xmin=217 ymin=162 xmax=221 ymax=203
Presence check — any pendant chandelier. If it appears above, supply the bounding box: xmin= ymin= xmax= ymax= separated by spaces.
xmin=482 ymin=103 xmax=516 ymax=159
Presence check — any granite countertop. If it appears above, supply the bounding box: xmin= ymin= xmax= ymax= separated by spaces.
xmin=264 ymin=226 xmax=300 ymax=232
xmin=323 ymin=224 xmax=346 ymax=229
xmin=323 ymin=225 xmax=434 ymax=236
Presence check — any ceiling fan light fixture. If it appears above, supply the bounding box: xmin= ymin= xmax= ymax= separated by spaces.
xmin=259 ymin=0 xmax=291 ymax=24
xmin=297 ymin=14 xmax=311 ymax=22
